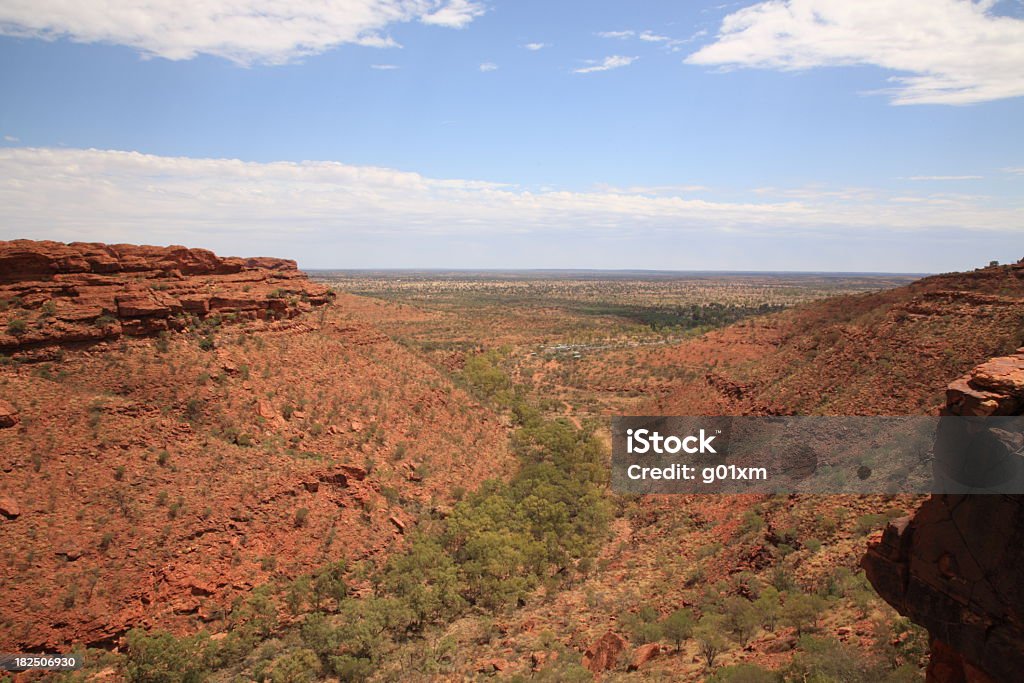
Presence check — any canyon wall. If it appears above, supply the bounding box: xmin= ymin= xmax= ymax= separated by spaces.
xmin=0 ymin=240 xmax=333 ymax=357
xmin=863 ymin=350 xmax=1024 ymax=683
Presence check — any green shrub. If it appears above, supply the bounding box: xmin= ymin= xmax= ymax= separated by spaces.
xmin=6 ymin=318 xmax=28 ymax=336
xmin=267 ymin=648 xmax=320 ymax=683
xmin=856 ymin=513 xmax=889 ymax=535
xmin=125 ymin=629 xmax=210 ymax=683
xmin=708 ymin=663 xmax=784 ymax=682
xmin=786 ymin=636 xmax=887 ymax=682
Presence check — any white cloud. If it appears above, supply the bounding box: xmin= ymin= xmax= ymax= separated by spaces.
xmin=638 ymin=31 xmax=670 ymax=43
xmin=3 ymin=136 xmax=18 ymax=143
xmin=594 ymin=183 xmax=710 ymax=195
xmin=0 ymin=0 xmax=487 ymax=65
xmin=420 ymin=0 xmax=485 ymax=28
xmin=906 ymin=175 xmax=984 ymax=181
xmin=0 ymin=149 xmax=1019 ymax=253
xmin=1003 ymin=167 xmax=1024 ymax=175
xmin=686 ymin=0 xmax=1024 ymax=105
xmin=370 ymin=63 xmax=400 ymax=70
xmin=479 ymin=61 xmax=498 ymax=72
xmin=573 ymin=55 xmax=638 ymax=74
xmin=598 ymin=29 xmax=670 ymax=43
xmin=523 ymin=42 xmax=547 ymax=51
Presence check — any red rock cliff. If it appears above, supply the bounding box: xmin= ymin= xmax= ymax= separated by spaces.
xmin=862 ymin=349 xmax=1024 ymax=683
xmin=0 ymin=240 xmax=333 ymax=356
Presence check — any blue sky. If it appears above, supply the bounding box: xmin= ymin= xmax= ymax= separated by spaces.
xmin=0 ymin=0 xmax=1022 ymax=271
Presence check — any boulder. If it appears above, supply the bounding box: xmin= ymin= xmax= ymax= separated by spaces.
xmin=0 ymin=400 xmax=19 ymax=428
xmin=628 ymin=643 xmax=660 ymax=671
xmin=0 ymin=496 xmax=21 ymax=519
xmin=582 ymin=631 xmax=627 ymax=673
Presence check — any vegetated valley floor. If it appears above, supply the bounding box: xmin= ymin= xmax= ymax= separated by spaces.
xmin=6 ymin=264 xmax=1024 ymax=681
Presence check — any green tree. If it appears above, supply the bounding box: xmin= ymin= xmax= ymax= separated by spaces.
xmin=753 ymin=586 xmax=781 ymax=632
xmin=662 ymin=608 xmax=695 ymax=652
xmin=301 ymin=612 xmax=342 ymax=667
xmin=379 ymin=534 xmax=466 ymax=631
xmin=780 ymin=593 xmax=826 ymax=637
xmin=695 ymin=615 xmax=728 ymax=669
xmin=286 ymin=576 xmax=311 ymax=616
xmin=722 ymin=596 xmax=760 ymax=646
xmin=312 ymin=561 xmax=347 ymax=611
xmin=462 ymin=351 xmax=512 ymax=401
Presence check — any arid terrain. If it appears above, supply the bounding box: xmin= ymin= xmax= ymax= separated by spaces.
xmin=2 ymin=242 xmax=1023 ymax=682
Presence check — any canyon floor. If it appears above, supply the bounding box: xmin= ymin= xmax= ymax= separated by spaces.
xmin=2 ymin=245 xmax=1023 ymax=681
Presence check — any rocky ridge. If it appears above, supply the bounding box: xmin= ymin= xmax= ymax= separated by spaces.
xmin=0 ymin=240 xmax=333 ymax=357
xmin=863 ymin=349 xmax=1024 ymax=683
xmin=0 ymin=241 xmax=511 ymax=652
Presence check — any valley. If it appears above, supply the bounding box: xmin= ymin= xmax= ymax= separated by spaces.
xmin=1 ymin=244 xmax=1023 ymax=681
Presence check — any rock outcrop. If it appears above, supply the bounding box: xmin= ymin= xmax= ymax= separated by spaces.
xmin=627 ymin=642 xmax=660 ymax=671
xmin=582 ymin=630 xmax=627 ymax=673
xmin=0 ymin=240 xmax=333 ymax=356
xmin=862 ymin=348 xmax=1024 ymax=683
xmin=0 ymin=399 xmax=18 ymax=428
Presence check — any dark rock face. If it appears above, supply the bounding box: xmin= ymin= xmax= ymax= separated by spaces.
xmin=0 ymin=240 xmax=333 ymax=355
xmin=862 ymin=349 xmax=1024 ymax=683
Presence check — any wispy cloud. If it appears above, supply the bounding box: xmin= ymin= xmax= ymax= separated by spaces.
xmin=573 ymin=55 xmax=637 ymax=74
xmin=479 ymin=61 xmax=498 ymax=72
xmin=1003 ymin=167 xmax=1024 ymax=175
xmin=595 ymin=183 xmax=710 ymax=195
xmin=637 ymin=31 xmax=670 ymax=43
xmin=2 ymin=136 xmax=18 ymax=143
xmin=0 ymin=148 xmax=1019 ymax=257
xmin=0 ymin=0 xmax=487 ymax=65
xmin=686 ymin=0 xmax=1024 ymax=105
xmin=523 ymin=42 xmax=547 ymax=51
xmin=370 ymin=64 xmax=399 ymax=70
xmin=597 ymin=29 xmax=670 ymax=43
xmin=906 ymin=175 xmax=983 ymax=181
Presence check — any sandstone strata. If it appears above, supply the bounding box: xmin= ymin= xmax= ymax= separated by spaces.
xmin=863 ymin=348 xmax=1024 ymax=683
xmin=0 ymin=240 xmax=333 ymax=355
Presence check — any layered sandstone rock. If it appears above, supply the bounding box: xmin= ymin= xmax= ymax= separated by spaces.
xmin=862 ymin=348 xmax=1024 ymax=683
xmin=0 ymin=240 xmax=333 ymax=355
